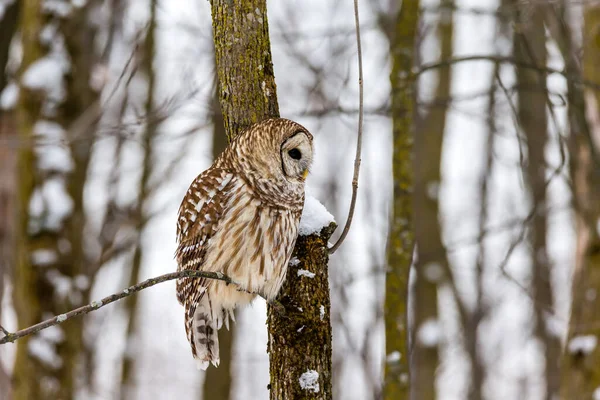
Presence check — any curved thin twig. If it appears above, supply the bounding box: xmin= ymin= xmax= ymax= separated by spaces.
xmin=0 ymin=270 xmax=236 ymax=345
xmin=328 ymin=0 xmax=364 ymax=254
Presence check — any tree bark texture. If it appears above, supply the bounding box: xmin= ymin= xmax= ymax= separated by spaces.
xmin=211 ymin=0 xmax=279 ymax=141
xmin=411 ymin=3 xmax=454 ymax=399
xmin=560 ymin=3 xmax=600 ymax=398
xmin=209 ymin=2 xmax=334 ymax=400
xmin=267 ymin=225 xmax=335 ymax=400
xmin=0 ymin=3 xmax=20 ymax=398
xmin=13 ymin=2 xmax=100 ymax=399
xmin=385 ymin=2 xmax=419 ymax=399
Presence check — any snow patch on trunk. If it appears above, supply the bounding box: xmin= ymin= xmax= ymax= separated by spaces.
xmin=299 ymin=193 xmax=334 ymax=236
xmin=299 ymin=369 xmax=320 ymax=393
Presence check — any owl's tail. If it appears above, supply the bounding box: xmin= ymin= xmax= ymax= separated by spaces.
xmin=188 ymin=294 xmax=220 ymax=370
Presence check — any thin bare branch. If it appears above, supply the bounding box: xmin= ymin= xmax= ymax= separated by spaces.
xmin=328 ymin=0 xmax=364 ymax=254
xmin=0 ymin=270 xmax=238 ymax=345
xmin=416 ymin=55 xmax=600 ymax=92
xmin=0 ymin=325 xmax=9 ymax=336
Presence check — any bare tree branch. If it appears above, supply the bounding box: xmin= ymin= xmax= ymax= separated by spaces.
xmin=416 ymin=55 xmax=600 ymax=91
xmin=0 ymin=270 xmax=238 ymax=345
xmin=328 ymin=0 xmax=364 ymax=254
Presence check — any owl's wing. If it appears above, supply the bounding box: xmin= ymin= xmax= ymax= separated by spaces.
xmin=175 ymin=168 xmax=235 ymax=306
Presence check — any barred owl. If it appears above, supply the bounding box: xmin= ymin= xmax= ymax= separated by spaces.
xmin=175 ymin=118 xmax=313 ymax=369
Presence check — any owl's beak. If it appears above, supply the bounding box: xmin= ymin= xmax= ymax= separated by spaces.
xmin=301 ymin=169 xmax=309 ymax=181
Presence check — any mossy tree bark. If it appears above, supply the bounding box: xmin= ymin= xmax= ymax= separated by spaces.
xmin=210 ymin=1 xmax=335 ymax=399
xmin=384 ymin=2 xmax=419 ymax=399
xmin=411 ymin=2 xmax=454 ymax=399
xmin=267 ymin=225 xmax=335 ymax=400
xmin=560 ymin=3 xmax=600 ymax=398
xmin=13 ymin=2 xmax=100 ymax=399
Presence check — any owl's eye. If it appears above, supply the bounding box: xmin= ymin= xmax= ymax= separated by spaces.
xmin=288 ymin=148 xmax=302 ymax=160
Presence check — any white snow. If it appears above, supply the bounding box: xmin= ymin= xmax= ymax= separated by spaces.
xmin=42 ymin=0 xmax=73 ymax=17
xmin=28 ymin=336 xmax=62 ymax=369
xmin=297 ymin=269 xmax=315 ymax=278
xmin=298 ymin=194 xmax=335 ymax=236
xmin=593 ymin=387 xmax=600 ymax=400
xmin=423 ymin=262 xmax=444 ymax=282
xmin=289 ymin=257 xmax=300 ymax=267
xmin=386 ymin=351 xmax=401 ymax=363
xmin=319 ymin=305 xmax=325 ymax=321
xmin=39 ymin=325 xmax=65 ymax=343
xmin=568 ymin=335 xmax=597 ymax=355
xmin=56 ymin=314 xmax=67 ymax=322
xmin=33 ymin=120 xmax=65 ymax=141
xmin=45 ymin=269 xmax=72 ymax=300
xmin=0 ymin=82 xmax=18 ymax=110
xmin=40 ymin=178 xmax=74 ymax=230
xmin=299 ymin=369 xmax=320 ymax=393
xmin=417 ymin=318 xmax=440 ymax=348
xmin=33 ymin=120 xmax=74 ymax=172
xmin=30 ymin=249 xmax=58 ymax=266
xmin=22 ymin=56 xmax=67 ymax=102
xmin=40 ymin=23 xmax=59 ymax=45
xmin=91 ymin=300 xmax=103 ymax=308
xmin=74 ymin=275 xmax=90 ymax=290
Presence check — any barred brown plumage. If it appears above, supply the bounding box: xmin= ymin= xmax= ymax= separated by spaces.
xmin=175 ymin=118 xmax=314 ymax=369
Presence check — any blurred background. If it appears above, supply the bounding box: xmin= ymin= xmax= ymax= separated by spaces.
xmin=0 ymin=0 xmax=599 ymax=399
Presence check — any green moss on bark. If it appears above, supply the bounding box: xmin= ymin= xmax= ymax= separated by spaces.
xmin=385 ymin=2 xmax=419 ymax=399
xmin=267 ymin=223 xmax=336 ymax=400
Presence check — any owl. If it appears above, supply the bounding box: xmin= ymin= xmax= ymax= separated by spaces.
xmin=175 ymin=118 xmax=314 ymax=369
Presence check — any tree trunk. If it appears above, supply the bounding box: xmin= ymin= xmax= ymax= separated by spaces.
xmin=385 ymin=2 xmax=419 ymax=399
xmin=0 ymin=2 xmax=20 ymax=398
xmin=266 ymin=225 xmax=336 ymax=400
xmin=119 ymin=1 xmax=158 ymax=397
xmin=411 ymin=2 xmax=454 ymax=399
xmin=512 ymin=4 xmax=561 ymax=399
xmin=560 ymin=2 xmax=600 ymax=398
xmin=210 ymin=2 xmax=335 ymax=399
xmin=13 ymin=2 xmax=99 ymax=399
xmin=211 ymin=0 xmax=279 ymax=140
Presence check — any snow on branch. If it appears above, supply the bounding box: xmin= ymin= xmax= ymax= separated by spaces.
xmin=299 ymin=194 xmax=335 ymax=236
xmin=0 ymin=270 xmax=238 ymax=345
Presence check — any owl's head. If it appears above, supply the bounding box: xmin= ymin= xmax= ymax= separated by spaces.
xmin=230 ymin=118 xmax=314 ymax=185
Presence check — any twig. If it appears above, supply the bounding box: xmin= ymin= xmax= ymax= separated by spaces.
xmin=328 ymin=0 xmax=364 ymax=254
xmin=0 ymin=270 xmax=237 ymax=345
xmin=416 ymin=55 xmax=600 ymax=91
